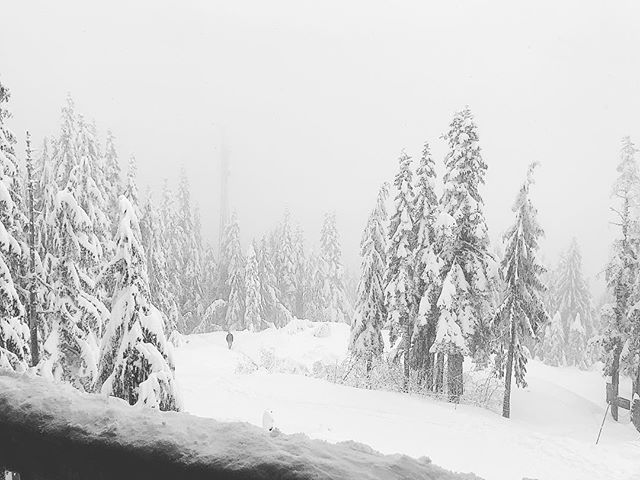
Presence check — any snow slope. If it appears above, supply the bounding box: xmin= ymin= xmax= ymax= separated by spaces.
xmin=0 ymin=371 xmax=477 ymax=480
xmin=175 ymin=321 xmax=640 ymax=480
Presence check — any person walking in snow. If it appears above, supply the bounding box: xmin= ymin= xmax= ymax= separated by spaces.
xmin=226 ymin=332 xmax=234 ymax=350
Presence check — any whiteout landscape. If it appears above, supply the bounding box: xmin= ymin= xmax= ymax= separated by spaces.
xmin=1 ymin=2 xmax=640 ymax=480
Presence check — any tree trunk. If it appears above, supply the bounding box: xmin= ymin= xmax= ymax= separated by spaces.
xmin=611 ymin=341 xmax=622 ymax=421
xmin=26 ymin=134 xmax=39 ymax=367
xmin=434 ymin=353 xmax=444 ymax=393
xmin=365 ymin=356 xmax=372 ymax=389
xmin=502 ymin=321 xmax=516 ymax=418
xmin=403 ymin=322 xmax=411 ymax=392
xmin=425 ymin=323 xmax=436 ymax=390
xmin=447 ymin=353 xmax=463 ymax=403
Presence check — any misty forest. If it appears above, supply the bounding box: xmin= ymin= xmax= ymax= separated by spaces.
xmin=0 ymin=80 xmax=639 ymax=479
xmin=2 ymin=4 xmax=640 ymax=478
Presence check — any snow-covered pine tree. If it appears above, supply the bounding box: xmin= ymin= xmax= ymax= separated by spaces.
xmin=75 ymin=116 xmax=110 ymax=251
xmin=222 ymin=212 xmax=245 ymax=331
xmin=293 ymin=224 xmax=307 ymax=318
xmin=97 ymin=196 xmax=180 ymax=411
xmin=245 ymin=243 xmax=263 ymax=331
xmin=103 ymin=130 xmax=121 ymax=230
xmin=200 ymin=243 xmax=218 ymax=309
xmin=51 ymin=95 xmax=79 ymax=188
xmin=123 ymin=155 xmax=140 ymax=219
xmin=276 ymin=211 xmax=296 ymax=314
xmin=140 ymin=190 xmax=175 ymax=334
xmin=554 ymin=239 xmax=596 ymax=342
xmin=155 ymin=178 xmax=185 ymax=333
xmin=386 ymin=151 xmax=416 ymax=391
xmin=0 ymin=81 xmax=29 ymax=371
xmin=411 ymin=142 xmax=441 ymax=387
xmin=567 ymin=313 xmax=588 ymax=369
xmin=39 ymin=168 xmax=108 ymax=389
xmin=349 ymin=183 xmax=389 ymax=374
xmin=304 ymin=250 xmax=326 ymax=323
xmin=496 ymin=163 xmax=548 ymax=418
xmin=174 ymin=168 xmax=203 ymax=332
xmin=75 ymin=116 xmax=111 ymax=307
xmin=540 ymin=311 xmax=566 ymax=366
xmin=432 ymin=107 xmax=492 ymax=402
xmin=603 ymin=136 xmax=640 ymax=421
xmin=255 ymin=236 xmax=290 ymax=328
xmin=320 ymin=211 xmax=350 ymax=323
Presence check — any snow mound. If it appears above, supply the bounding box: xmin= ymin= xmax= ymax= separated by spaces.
xmin=0 ymin=371 xmax=479 ymax=480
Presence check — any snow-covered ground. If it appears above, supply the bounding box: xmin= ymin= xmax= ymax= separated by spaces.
xmin=174 ymin=320 xmax=640 ymax=480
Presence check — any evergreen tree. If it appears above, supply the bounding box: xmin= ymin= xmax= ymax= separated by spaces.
xmin=0 ymin=81 xmax=29 ymax=371
xmin=256 ymin=237 xmax=290 ymax=328
xmin=103 ymin=130 xmax=121 ymax=230
xmin=603 ymin=136 xmax=640 ymax=421
xmin=293 ymin=224 xmax=307 ymax=318
xmin=222 ymin=212 xmax=245 ymax=331
xmin=124 ymin=155 xmax=139 ymax=211
xmin=245 ymin=243 xmax=263 ymax=331
xmin=97 ymin=196 xmax=180 ymax=411
xmin=432 ymin=107 xmax=492 ymax=402
xmin=39 ymin=168 xmax=108 ymax=389
xmin=159 ymin=179 xmax=181 ymax=329
xmin=554 ymin=239 xmax=596 ymax=341
xmin=412 ymin=142 xmax=441 ymax=386
xmin=276 ymin=211 xmax=296 ymax=313
xmin=349 ymin=183 xmax=389 ymax=373
xmin=540 ymin=311 xmax=566 ymax=366
xmin=386 ymin=151 xmax=416 ymax=391
xmin=320 ymin=211 xmax=350 ymax=323
xmin=567 ymin=313 xmax=588 ymax=368
xmin=496 ymin=163 xmax=548 ymax=418
xmin=174 ymin=168 xmax=203 ymax=332
xmin=140 ymin=191 xmax=175 ymax=333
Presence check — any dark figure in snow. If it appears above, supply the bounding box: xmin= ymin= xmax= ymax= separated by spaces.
xmin=226 ymin=332 xmax=234 ymax=350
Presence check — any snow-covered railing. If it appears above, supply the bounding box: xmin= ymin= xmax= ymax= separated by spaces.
xmin=0 ymin=372 xmax=480 ymax=480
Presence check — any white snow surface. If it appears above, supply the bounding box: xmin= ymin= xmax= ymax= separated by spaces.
xmin=0 ymin=370 xmax=474 ymax=480
xmin=175 ymin=321 xmax=640 ymax=480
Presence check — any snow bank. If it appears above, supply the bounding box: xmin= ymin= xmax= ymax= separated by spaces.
xmin=176 ymin=322 xmax=640 ymax=480
xmin=0 ymin=371 xmax=480 ymax=480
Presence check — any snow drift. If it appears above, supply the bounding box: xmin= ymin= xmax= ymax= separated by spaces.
xmin=0 ymin=371 xmax=480 ymax=480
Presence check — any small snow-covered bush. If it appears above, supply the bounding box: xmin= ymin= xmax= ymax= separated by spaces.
xmin=235 ymin=347 xmax=310 ymax=375
xmin=312 ymin=323 xmax=331 ymax=338
xmin=283 ymin=318 xmax=312 ymax=335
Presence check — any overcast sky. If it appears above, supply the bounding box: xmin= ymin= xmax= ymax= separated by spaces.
xmin=2 ymin=0 xmax=639 ymax=295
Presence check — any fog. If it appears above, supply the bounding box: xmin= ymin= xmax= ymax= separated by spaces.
xmin=3 ymin=0 xmax=639 ymax=294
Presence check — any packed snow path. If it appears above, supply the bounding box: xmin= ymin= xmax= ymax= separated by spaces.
xmin=175 ymin=321 xmax=640 ymax=480
xmin=0 ymin=372 xmax=477 ymax=480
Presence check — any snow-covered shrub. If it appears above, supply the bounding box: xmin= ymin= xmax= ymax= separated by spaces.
xmin=283 ymin=318 xmax=311 ymax=335
xmin=235 ymin=346 xmax=310 ymax=375
xmin=313 ymin=322 xmax=331 ymax=338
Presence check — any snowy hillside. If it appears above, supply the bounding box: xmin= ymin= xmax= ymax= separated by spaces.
xmin=175 ymin=321 xmax=640 ymax=480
